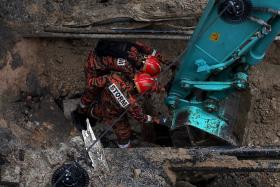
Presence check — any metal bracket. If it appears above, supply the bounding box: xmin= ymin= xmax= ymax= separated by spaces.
xmin=82 ymin=119 xmax=109 ymax=171
xmin=181 ymin=80 xmax=234 ymax=91
xmin=180 ymin=72 xmax=248 ymax=91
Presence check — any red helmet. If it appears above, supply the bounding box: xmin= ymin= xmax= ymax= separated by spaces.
xmin=141 ymin=56 xmax=161 ymax=76
xmin=134 ymin=73 xmax=158 ymax=94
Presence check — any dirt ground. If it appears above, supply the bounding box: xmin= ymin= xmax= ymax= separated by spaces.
xmin=245 ymin=43 xmax=280 ymax=147
xmin=0 ymin=34 xmax=280 ymax=186
xmin=1 ymin=35 xmax=279 ymax=145
xmin=0 ymin=36 xmax=185 ymax=146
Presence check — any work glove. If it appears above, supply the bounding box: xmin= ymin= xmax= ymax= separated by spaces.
xmin=152 ymin=116 xmax=172 ymax=128
xmin=152 ymin=117 xmax=161 ymax=125
xmin=71 ymin=109 xmax=87 ymax=131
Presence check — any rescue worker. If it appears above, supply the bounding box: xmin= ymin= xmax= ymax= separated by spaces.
xmin=74 ymin=41 xmax=163 ymax=148
xmin=79 ymin=41 xmax=162 ymax=112
xmin=88 ymin=71 xmax=161 ymax=148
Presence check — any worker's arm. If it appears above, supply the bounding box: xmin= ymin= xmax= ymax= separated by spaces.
xmin=128 ymin=41 xmax=162 ymax=63
xmin=86 ymin=74 xmax=110 ymax=88
xmin=128 ymin=97 xmax=159 ymax=124
xmin=101 ymin=56 xmax=135 ymax=77
xmin=85 ymin=51 xmax=117 ymax=89
xmin=87 ymin=50 xmax=135 ymax=79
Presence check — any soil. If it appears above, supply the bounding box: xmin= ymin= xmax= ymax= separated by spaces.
xmin=0 ymin=35 xmax=279 ymax=187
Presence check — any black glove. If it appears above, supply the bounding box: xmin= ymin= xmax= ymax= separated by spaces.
xmin=71 ymin=110 xmax=87 ymax=131
xmin=159 ymin=117 xmax=172 ymax=128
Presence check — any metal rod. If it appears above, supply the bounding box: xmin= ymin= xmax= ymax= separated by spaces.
xmin=23 ymin=32 xmax=191 ymax=40
xmin=44 ymin=27 xmax=193 ymax=35
xmin=23 ymin=32 xmax=279 ymax=41
xmin=189 ymin=147 xmax=280 ymax=159
xmin=171 ymin=165 xmax=280 ymax=173
xmin=111 ymin=29 xmax=193 ymax=35
xmin=219 ymin=147 xmax=280 ymax=159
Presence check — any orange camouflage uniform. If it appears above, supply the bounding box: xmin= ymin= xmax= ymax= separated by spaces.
xmin=80 ymin=42 xmax=158 ymax=145
xmin=80 ymin=41 xmax=160 ymax=110
xmin=89 ymin=73 xmax=152 ymax=145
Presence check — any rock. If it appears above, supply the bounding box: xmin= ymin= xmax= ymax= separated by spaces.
xmin=0 ymin=128 xmax=17 ymax=155
xmin=26 ymin=72 xmax=41 ymax=96
xmin=254 ymin=141 xmax=260 ymax=146
xmin=0 ymin=165 xmax=21 ymax=184
xmin=273 ymin=138 xmax=279 ymax=144
xmin=133 ymin=168 xmax=141 ymax=178
xmin=43 ymin=143 xmax=68 ymax=167
xmin=0 ymin=58 xmax=7 ymax=69
xmin=69 ymin=136 xmax=84 ymax=148
xmin=55 ymin=55 xmax=63 ymax=64
xmin=22 ymin=150 xmax=53 ymax=187
xmin=11 ymin=52 xmax=23 ymax=70
xmin=63 ymin=99 xmax=80 ymax=120
xmin=0 ymin=118 xmax=8 ymax=128
xmin=247 ymin=177 xmax=260 ymax=187
xmin=176 ymin=181 xmax=196 ymax=187
xmin=276 ymin=130 xmax=280 ymax=138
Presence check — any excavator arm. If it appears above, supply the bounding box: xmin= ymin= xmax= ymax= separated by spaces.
xmin=165 ymin=0 xmax=280 ymax=145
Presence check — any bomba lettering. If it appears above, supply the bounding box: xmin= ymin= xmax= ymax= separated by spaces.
xmin=117 ymin=58 xmax=126 ymax=66
xmin=108 ymin=83 xmax=130 ymax=108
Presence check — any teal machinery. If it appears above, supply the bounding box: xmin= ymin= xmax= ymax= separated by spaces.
xmin=165 ymin=0 xmax=280 ymax=145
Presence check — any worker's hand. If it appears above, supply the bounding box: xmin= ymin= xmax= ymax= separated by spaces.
xmin=152 ymin=117 xmax=161 ymax=125
xmin=153 ymin=116 xmax=171 ymax=127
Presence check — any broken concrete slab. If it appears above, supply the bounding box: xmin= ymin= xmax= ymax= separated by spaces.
xmin=2 ymin=135 xmax=280 ymax=186
xmin=63 ymin=98 xmax=80 ymax=120
xmin=0 ymin=165 xmax=21 ymax=184
xmin=42 ymin=144 xmax=69 ymax=167
xmin=0 ymin=128 xmax=18 ymax=156
xmin=0 ymin=0 xmax=207 ymax=32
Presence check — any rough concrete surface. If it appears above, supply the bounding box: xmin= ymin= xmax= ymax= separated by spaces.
xmin=0 ymin=0 xmax=207 ymax=31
